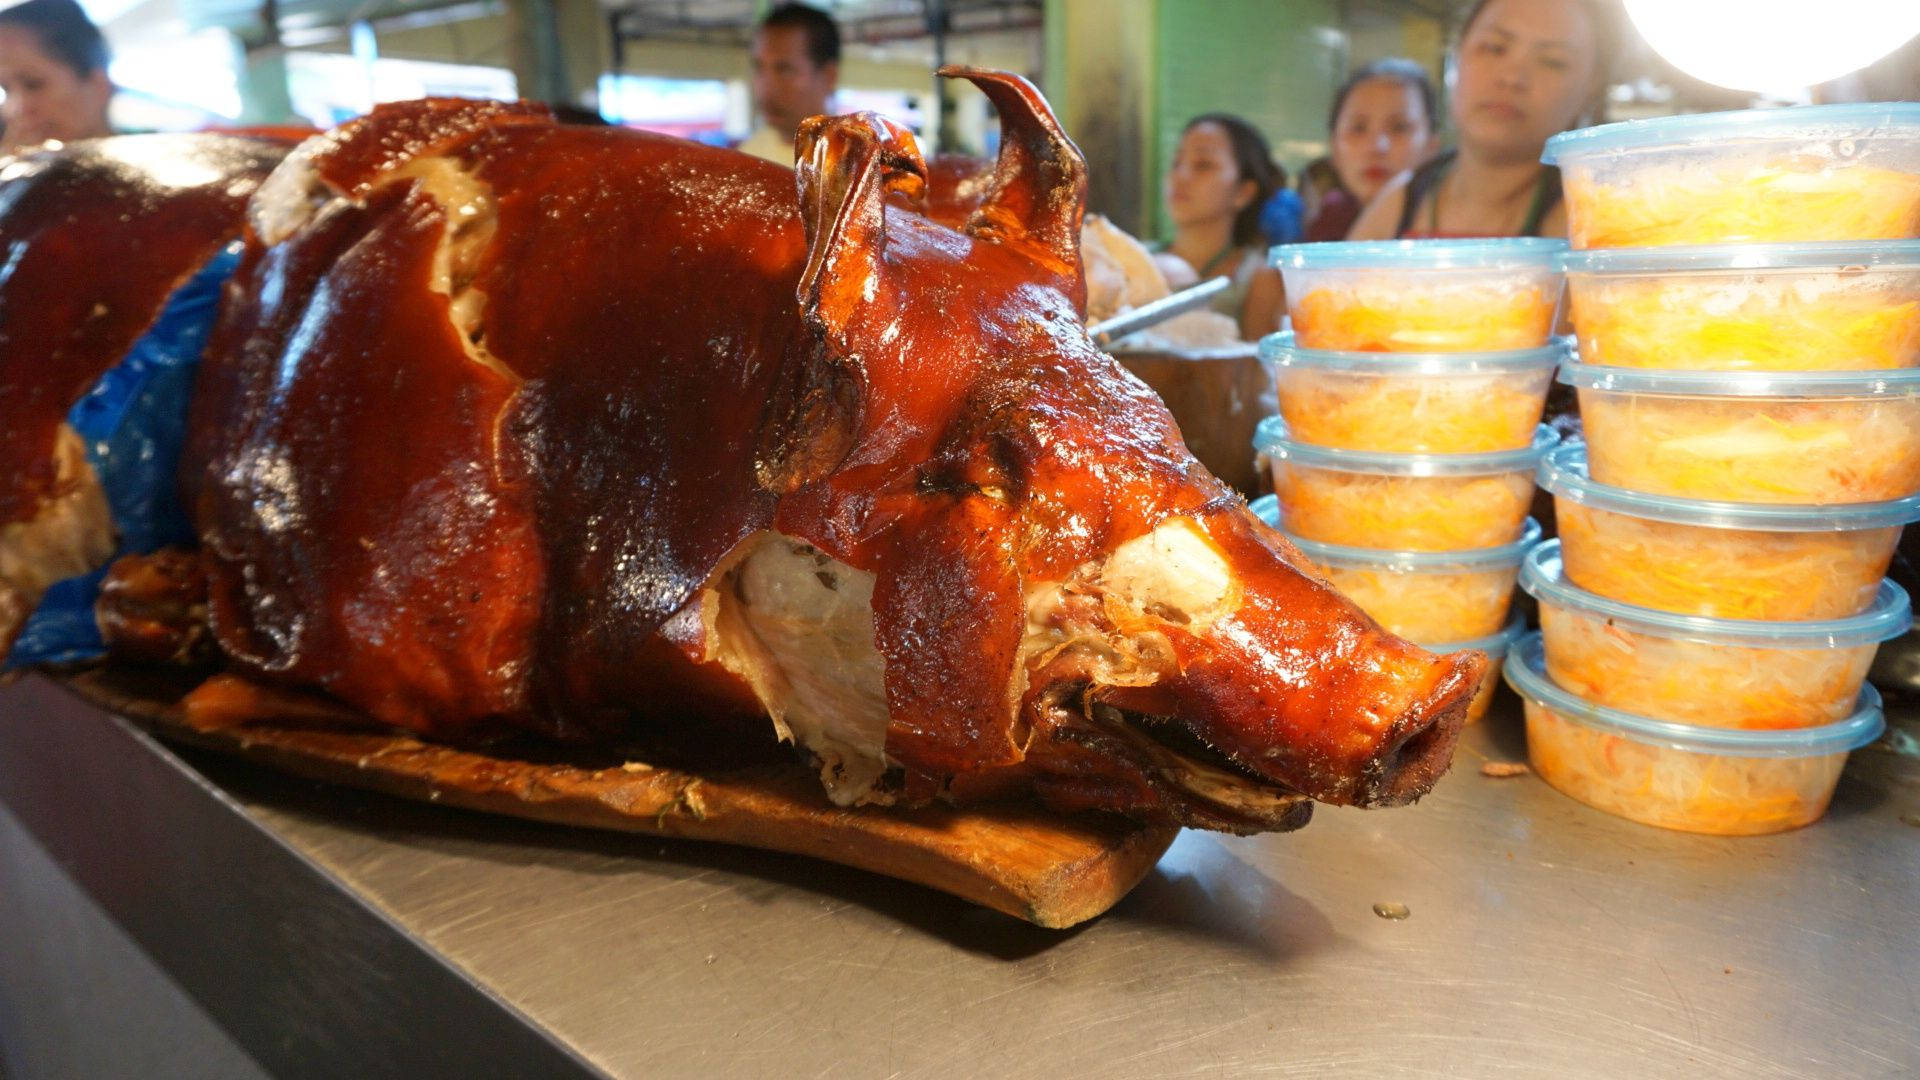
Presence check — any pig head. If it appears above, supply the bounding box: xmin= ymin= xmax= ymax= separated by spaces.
xmin=190 ymin=70 xmax=1480 ymax=832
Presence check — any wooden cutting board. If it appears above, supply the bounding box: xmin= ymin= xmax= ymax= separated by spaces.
xmin=55 ymin=666 xmax=1183 ymax=929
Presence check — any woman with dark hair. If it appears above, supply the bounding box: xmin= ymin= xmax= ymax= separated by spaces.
xmin=1306 ymin=58 xmax=1438 ymax=242
xmin=1348 ymin=0 xmax=1610 ymax=240
xmin=1158 ymin=113 xmax=1284 ymax=337
xmin=0 ymin=0 xmax=112 ymax=153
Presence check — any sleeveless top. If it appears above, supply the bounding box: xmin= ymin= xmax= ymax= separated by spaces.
xmin=1394 ymin=149 xmax=1562 ymax=239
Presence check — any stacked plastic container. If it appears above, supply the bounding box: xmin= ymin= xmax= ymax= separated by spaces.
xmin=1252 ymin=238 xmax=1571 ymax=719
xmin=1512 ymin=104 xmax=1920 ymax=835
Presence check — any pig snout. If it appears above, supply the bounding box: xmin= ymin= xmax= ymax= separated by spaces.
xmin=1019 ymin=510 xmax=1481 ymax=815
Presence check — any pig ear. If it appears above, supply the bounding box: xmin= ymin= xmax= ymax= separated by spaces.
xmin=794 ymin=111 xmax=928 ymax=341
xmin=938 ymin=66 xmax=1088 ymax=290
xmin=760 ymin=113 xmax=926 ymax=494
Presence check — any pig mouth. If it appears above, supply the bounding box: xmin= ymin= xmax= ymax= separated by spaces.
xmin=1034 ymin=684 xmax=1313 ymax=834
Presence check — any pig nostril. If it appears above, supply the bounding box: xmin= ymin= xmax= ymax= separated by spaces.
xmin=1370 ymin=711 xmax=1464 ymax=807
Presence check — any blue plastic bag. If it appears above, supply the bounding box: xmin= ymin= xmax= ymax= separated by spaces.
xmin=1260 ymin=188 xmax=1305 ymax=248
xmin=5 ymin=243 xmax=240 ymax=669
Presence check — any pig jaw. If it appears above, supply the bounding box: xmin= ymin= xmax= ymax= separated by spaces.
xmin=702 ymin=512 xmax=1472 ymax=825
xmin=1018 ymin=512 xmax=1478 ymax=816
xmin=702 ymin=520 xmax=1336 ymax=830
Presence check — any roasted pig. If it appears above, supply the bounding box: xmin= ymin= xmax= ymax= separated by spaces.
xmin=3 ymin=72 xmax=1482 ymax=835
xmin=0 ymin=134 xmax=286 ymax=660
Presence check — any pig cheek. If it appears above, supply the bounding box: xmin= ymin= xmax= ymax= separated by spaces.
xmin=869 ymin=497 xmax=1028 ymax=777
xmin=1151 ymin=613 xmax=1403 ymax=802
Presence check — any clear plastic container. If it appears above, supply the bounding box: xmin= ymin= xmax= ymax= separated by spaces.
xmin=1540 ymin=443 xmax=1919 ymax=621
xmin=1543 ymin=103 xmax=1920 ymax=248
xmin=1435 ymin=616 xmax=1523 ymax=724
xmin=1505 ymin=633 xmax=1885 ymax=835
xmin=1561 ymin=242 xmax=1920 ymax=371
xmin=1271 ymin=239 xmax=1566 ymax=352
xmin=1258 ymin=332 xmax=1565 ymax=453
xmin=1521 ymin=540 xmax=1910 ymax=731
xmin=1254 ymin=417 xmax=1558 ymax=551
xmin=1563 ymin=361 xmax=1920 ymax=504
xmin=1250 ymin=493 xmax=1538 ymax=641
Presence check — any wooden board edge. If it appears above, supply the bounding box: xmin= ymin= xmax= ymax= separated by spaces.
xmin=53 ymin=669 xmax=1180 ymax=928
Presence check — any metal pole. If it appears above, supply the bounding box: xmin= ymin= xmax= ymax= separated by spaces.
xmin=926 ymin=0 xmax=957 ymax=152
xmin=523 ymin=0 xmax=569 ymax=104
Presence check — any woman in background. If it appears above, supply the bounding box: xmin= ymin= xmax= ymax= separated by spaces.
xmin=1348 ymin=0 xmax=1608 ymax=240
xmin=1305 ymin=58 xmax=1438 ymax=242
xmin=0 ymin=0 xmax=112 ymax=154
xmin=1157 ymin=113 xmax=1284 ymax=338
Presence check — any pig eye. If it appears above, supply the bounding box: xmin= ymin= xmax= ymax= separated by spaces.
xmin=914 ymin=464 xmax=1011 ymax=504
xmin=914 ymin=429 xmax=1031 ymax=505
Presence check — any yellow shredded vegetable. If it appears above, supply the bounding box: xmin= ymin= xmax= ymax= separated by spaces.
xmin=1570 ymin=274 xmax=1920 ymax=371
xmin=1539 ymin=604 xmax=1876 ymax=730
xmin=1311 ymin=562 xmax=1517 ymax=642
xmin=1274 ymin=369 xmax=1552 ymax=453
xmin=1565 ymin=161 xmax=1920 ymax=248
xmin=1525 ymin=701 xmax=1846 ymax=835
xmin=1271 ymin=464 xmax=1535 ymax=550
xmin=1556 ymin=501 xmax=1897 ymax=620
xmin=1290 ymin=281 xmax=1558 ymax=352
xmin=1579 ymin=391 xmax=1920 ymax=503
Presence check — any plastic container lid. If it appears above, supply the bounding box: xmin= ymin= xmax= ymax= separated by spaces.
xmin=1539 ymin=443 xmax=1920 ymax=532
xmin=1543 ymin=102 xmax=1920 ymax=164
xmin=1258 ymin=331 xmax=1571 ymax=375
xmin=1270 ymin=237 xmax=1567 ymax=271
xmin=1520 ymin=539 xmax=1912 ymax=649
xmin=1433 ymin=614 xmax=1525 ymax=658
xmin=1559 ymin=239 xmax=1920 ymax=275
xmin=1558 ymin=358 xmax=1920 ymax=399
xmin=1504 ymin=632 xmax=1886 ymax=758
xmin=1251 ymin=494 xmax=1541 ymax=571
xmin=1254 ymin=416 xmax=1560 ymax=476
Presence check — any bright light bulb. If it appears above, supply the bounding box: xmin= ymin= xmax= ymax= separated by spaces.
xmin=1624 ymin=0 xmax=1920 ymax=95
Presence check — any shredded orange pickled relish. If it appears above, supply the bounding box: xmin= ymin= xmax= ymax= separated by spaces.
xmin=1275 ymin=370 xmax=1550 ymax=453
xmin=1539 ymin=605 xmax=1875 ymax=730
xmin=1524 ymin=702 xmax=1843 ymax=835
xmin=1271 ymin=464 xmax=1535 ymax=550
xmin=1565 ymin=161 xmax=1920 ymax=248
xmin=1570 ymin=274 xmax=1920 ymax=371
xmin=1311 ymin=562 xmax=1517 ymax=642
xmin=1290 ymin=281 xmax=1557 ymax=352
xmin=1579 ymin=391 xmax=1920 ymax=503
xmin=1555 ymin=501 xmax=1897 ymax=620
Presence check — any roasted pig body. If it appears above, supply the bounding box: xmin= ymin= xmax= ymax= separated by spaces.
xmin=0 ymin=134 xmax=286 ymax=661
xmin=3 ymin=72 xmax=1482 ymax=833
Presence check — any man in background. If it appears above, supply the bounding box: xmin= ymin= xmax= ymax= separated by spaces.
xmin=737 ymin=2 xmax=840 ymax=165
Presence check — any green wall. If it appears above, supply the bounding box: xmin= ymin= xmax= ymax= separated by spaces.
xmin=1042 ymin=0 xmax=1343 ymax=239
xmin=1043 ymin=0 xmax=1160 ymax=235
xmin=1148 ymin=0 xmax=1342 ymax=238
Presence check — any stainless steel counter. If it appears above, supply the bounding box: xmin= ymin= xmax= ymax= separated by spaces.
xmin=3 ymin=672 xmax=1917 ymax=1079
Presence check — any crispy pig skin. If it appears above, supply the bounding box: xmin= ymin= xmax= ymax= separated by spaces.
xmin=189 ymin=78 xmax=1480 ymax=821
xmin=191 ymin=180 xmax=548 ymax=738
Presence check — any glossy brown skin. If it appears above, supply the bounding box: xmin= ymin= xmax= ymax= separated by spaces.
xmin=96 ymin=548 xmax=211 ymax=665
xmin=191 ymin=73 xmax=1481 ymax=826
xmin=0 ymin=134 xmax=287 ymax=528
